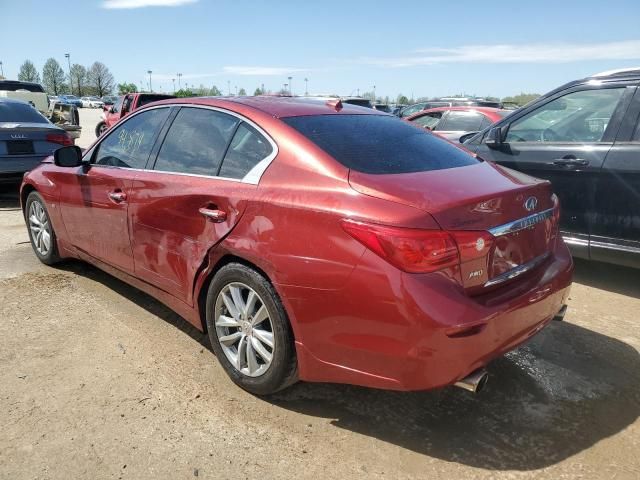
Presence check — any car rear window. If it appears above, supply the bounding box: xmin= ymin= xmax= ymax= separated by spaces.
xmin=138 ymin=95 xmax=175 ymax=107
xmin=283 ymin=114 xmax=478 ymax=174
xmin=0 ymin=101 xmax=49 ymax=123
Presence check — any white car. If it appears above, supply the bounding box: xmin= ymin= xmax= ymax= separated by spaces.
xmin=80 ymin=96 xmax=104 ymax=108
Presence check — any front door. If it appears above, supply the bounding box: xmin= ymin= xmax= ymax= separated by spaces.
xmin=59 ymin=106 xmax=171 ymax=273
xmin=473 ymin=86 xmax=630 ymax=256
xmin=128 ymin=106 xmax=276 ymax=304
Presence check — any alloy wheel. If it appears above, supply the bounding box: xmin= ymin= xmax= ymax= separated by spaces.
xmin=28 ymin=201 xmax=51 ymax=256
xmin=214 ymin=282 xmax=275 ymax=377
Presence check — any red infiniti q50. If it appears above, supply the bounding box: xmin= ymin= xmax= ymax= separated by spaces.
xmin=20 ymin=96 xmax=573 ymax=395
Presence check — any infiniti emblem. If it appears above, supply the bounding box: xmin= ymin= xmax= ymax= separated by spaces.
xmin=524 ymin=196 xmax=538 ymax=212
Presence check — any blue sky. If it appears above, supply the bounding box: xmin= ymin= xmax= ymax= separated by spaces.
xmin=2 ymin=0 xmax=640 ymax=99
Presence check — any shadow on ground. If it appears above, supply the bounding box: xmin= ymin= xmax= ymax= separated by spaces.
xmin=46 ymin=252 xmax=639 ymax=471
xmin=573 ymin=257 xmax=640 ymax=298
xmin=271 ymin=322 xmax=640 ymax=470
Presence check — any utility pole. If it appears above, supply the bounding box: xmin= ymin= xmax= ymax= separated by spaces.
xmin=147 ymin=70 xmax=153 ymax=92
xmin=172 ymin=78 xmax=176 ymax=93
xmin=372 ymin=85 xmax=376 ymax=103
xmin=235 ymin=85 xmax=238 ymax=96
xmin=304 ymin=77 xmax=308 ymax=96
xmin=64 ymin=53 xmax=71 ymax=94
xmin=283 ymin=83 xmax=288 ymax=94
xmin=287 ymin=76 xmax=293 ymax=95
xmin=0 ymin=61 xmax=4 ymax=77
xmin=357 ymin=88 xmax=360 ymax=97
xmin=227 ymin=80 xmax=231 ymax=96
xmin=177 ymin=73 xmax=182 ymax=89
xmin=261 ymin=83 xmax=265 ymax=95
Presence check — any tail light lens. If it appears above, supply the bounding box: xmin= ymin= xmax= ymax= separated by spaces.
xmin=46 ymin=133 xmax=73 ymax=146
xmin=341 ymin=219 xmax=493 ymax=274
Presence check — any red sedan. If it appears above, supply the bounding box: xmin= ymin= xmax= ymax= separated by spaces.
xmin=407 ymin=106 xmax=511 ymax=142
xmin=20 ymin=97 xmax=572 ymax=395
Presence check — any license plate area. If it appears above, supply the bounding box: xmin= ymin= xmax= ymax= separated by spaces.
xmin=7 ymin=140 xmax=35 ymax=155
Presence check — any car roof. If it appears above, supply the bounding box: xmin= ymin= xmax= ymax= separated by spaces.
xmin=148 ymin=95 xmax=384 ymax=118
xmin=407 ymin=106 xmax=505 ymax=119
xmin=0 ymin=97 xmax=32 ymax=105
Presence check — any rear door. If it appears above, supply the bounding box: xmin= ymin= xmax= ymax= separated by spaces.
xmin=590 ymin=85 xmax=640 ymax=266
xmin=473 ymin=85 xmax=633 ymax=256
xmin=58 ymin=106 xmax=171 ymax=273
xmin=128 ymin=106 xmax=276 ymax=304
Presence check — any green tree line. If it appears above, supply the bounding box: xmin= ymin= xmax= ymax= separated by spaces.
xmin=18 ymin=58 xmax=115 ymax=97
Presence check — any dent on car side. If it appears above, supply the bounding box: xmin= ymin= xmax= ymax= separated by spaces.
xmin=21 ymin=97 xmax=573 ymax=392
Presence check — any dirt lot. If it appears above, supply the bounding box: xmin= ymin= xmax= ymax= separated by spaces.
xmin=0 ymin=111 xmax=639 ymax=479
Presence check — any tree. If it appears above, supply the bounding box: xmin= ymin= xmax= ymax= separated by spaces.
xmin=69 ymin=64 xmax=87 ymax=96
xmin=174 ymin=88 xmax=194 ymax=98
xmin=87 ymin=62 xmax=115 ymax=97
xmin=253 ymin=87 xmax=264 ymax=96
xmin=18 ymin=60 xmax=41 ymax=83
xmin=238 ymin=88 xmax=247 ymax=96
xmin=210 ymin=85 xmax=222 ymax=96
xmin=396 ymin=94 xmax=409 ymax=105
xmin=117 ymin=82 xmax=138 ymax=94
xmin=42 ymin=58 xmax=66 ymax=95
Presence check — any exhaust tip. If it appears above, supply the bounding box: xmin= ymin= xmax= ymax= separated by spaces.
xmin=553 ymin=304 xmax=568 ymax=321
xmin=454 ymin=369 xmax=489 ymax=393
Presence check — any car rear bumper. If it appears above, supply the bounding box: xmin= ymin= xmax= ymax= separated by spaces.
xmin=0 ymin=155 xmax=47 ymax=181
xmin=288 ymin=239 xmax=574 ymax=391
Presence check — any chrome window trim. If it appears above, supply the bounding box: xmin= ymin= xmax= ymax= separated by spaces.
xmin=488 ymin=207 xmax=555 ymax=237
xmin=590 ymin=240 xmax=640 ymax=254
xmin=483 ymin=252 xmax=550 ymax=288
xmin=86 ymin=103 xmax=279 ymax=185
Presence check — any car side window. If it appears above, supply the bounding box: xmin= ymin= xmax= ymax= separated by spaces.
xmin=411 ymin=112 xmax=442 ymax=129
xmin=154 ymin=107 xmax=239 ymax=176
xmin=112 ymin=96 xmax=123 ymax=113
xmin=219 ymin=122 xmax=274 ymax=180
xmin=437 ymin=111 xmax=485 ymax=131
xmin=93 ymin=107 xmax=169 ymax=169
xmin=506 ymin=88 xmax=625 ymax=143
xmin=401 ymin=103 xmax=426 ymax=117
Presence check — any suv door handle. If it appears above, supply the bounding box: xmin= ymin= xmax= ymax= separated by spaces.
xmin=551 ymin=158 xmax=589 ymax=167
xmin=199 ymin=207 xmax=227 ymax=223
xmin=108 ymin=190 xmax=127 ymax=203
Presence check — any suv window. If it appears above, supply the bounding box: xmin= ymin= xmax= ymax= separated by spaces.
xmin=138 ymin=94 xmax=175 ymax=108
xmin=219 ymin=122 xmax=274 ymax=179
xmin=283 ymin=114 xmax=478 ymax=174
xmin=437 ymin=111 xmax=485 ymax=131
xmin=506 ymin=88 xmax=625 ymax=143
xmin=94 ymin=107 xmax=169 ymax=169
xmin=154 ymin=107 xmax=238 ymax=176
xmin=411 ymin=112 xmax=442 ymax=129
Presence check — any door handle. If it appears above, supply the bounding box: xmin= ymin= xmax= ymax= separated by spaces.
xmin=108 ymin=190 xmax=127 ymax=203
xmin=199 ymin=207 xmax=227 ymax=223
xmin=551 ymin=158 xmax=589 ymax=167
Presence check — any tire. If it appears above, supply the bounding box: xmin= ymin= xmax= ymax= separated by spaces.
xmin=95 ymin=121 xmax=107 ymax=137
xmin=25 ymin=191 xmax=61 ymax=265
xmin=206 ymin=263 xmax=298 ymax=395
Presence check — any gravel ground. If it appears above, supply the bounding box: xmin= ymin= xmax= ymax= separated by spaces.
xmin=0 ymin=111 xmax=638 ymax=479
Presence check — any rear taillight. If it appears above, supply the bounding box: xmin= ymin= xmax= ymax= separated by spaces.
xmin=341 ymin=219 xmax=493 ymax=274
xmin=46 ymin=133 xmax=73 ymax=146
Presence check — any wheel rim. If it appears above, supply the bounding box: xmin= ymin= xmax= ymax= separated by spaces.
xmin=214 ymin=282 xmax=275 ymax=377
xmin=99 ymin=124 xmax=106 ymax=134
xmin=28 ymin=201 xmax=51 ymax=256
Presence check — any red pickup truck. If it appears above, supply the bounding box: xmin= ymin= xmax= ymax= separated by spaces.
xmin=95 ymin=92 xmax=175 ymax=137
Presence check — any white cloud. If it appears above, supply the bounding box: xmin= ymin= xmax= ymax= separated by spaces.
xmin=223 ymin=66 xmax=307 ymax=76
xmin=362 ymin=40 xmax=640 ymax=67
xmin=102 ymin=0 xmax=198 ymax=9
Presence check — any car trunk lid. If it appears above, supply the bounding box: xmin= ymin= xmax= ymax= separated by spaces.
xmin=348 ymin=162 xmax=559 ymax=291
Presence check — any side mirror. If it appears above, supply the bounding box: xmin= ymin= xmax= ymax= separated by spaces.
xmin=54 ymin=145 xmax=84 ymax=167
xmin=484 ymin=126 xmax=505 ymax=149
xmin=459 ymin=131 xmax=479 ymax=144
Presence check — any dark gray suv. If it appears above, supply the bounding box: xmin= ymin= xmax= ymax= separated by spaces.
xmin=464 ymin=68 xmax=640 ymax=268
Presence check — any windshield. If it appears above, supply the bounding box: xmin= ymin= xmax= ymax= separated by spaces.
xmin=0 ymin=101 xmax=49 ymax=123
xmin=283 ymin=114 xmax=478 ymax=174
